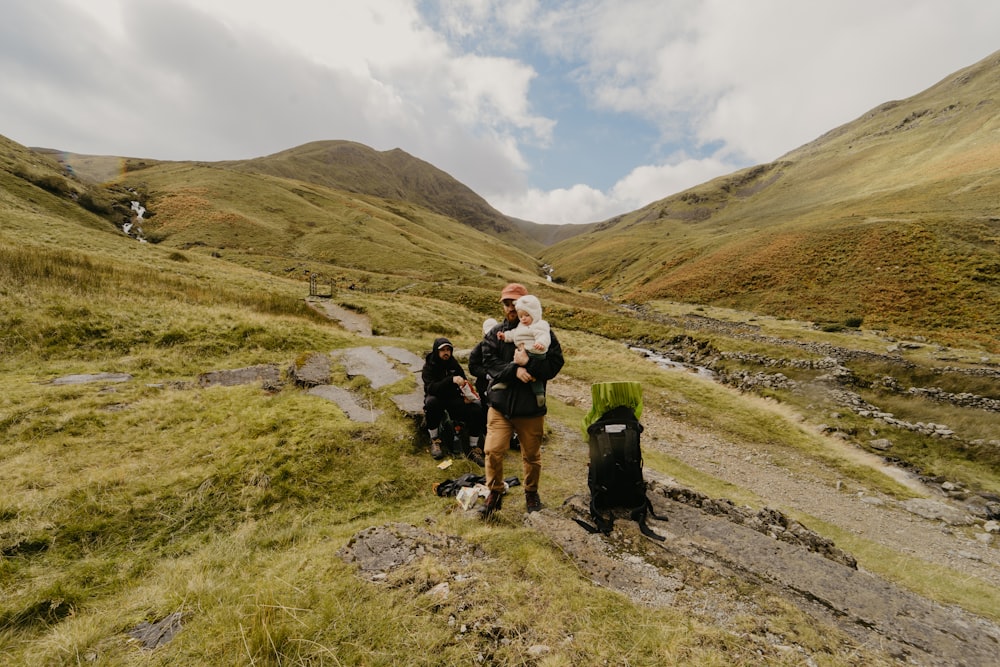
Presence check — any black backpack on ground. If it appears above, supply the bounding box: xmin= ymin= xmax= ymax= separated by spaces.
xmin=576 ymin=405 xmax=665 ymax=540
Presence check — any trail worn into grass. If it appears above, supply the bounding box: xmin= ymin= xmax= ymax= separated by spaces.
xmin=305 ymin=301 xmax=1000 ymax=664
xmin=305 ymin=297 xmax=372 ymax=336
xmin=537 ymin=380 xmax=1000 ymax=666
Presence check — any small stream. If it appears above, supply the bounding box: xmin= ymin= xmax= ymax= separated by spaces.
xmin=631 ymin=346 xmax=716 ymax=379
xmin=123 ymin=200 xmax=147 ymax=242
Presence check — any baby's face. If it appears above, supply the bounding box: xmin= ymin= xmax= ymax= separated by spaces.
xmin=518 ymin=310 xmax=533 ymax=326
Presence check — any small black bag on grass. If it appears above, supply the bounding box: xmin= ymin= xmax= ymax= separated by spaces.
xmin=577 ymin=383 xmax=665 ymax=540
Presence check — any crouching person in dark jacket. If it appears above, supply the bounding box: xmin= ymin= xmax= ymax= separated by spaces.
xmin=478 ymin=284 xmax=565 ymax=519
xmin=422 ymin=337 xmax=486 ymax=464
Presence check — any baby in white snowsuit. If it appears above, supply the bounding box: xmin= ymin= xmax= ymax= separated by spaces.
xmin=495 ymin=294 xmax=550 ymax=406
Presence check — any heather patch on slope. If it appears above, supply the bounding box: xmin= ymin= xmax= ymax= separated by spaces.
xmin=542 ymin=51 xmax=1000 ymax=351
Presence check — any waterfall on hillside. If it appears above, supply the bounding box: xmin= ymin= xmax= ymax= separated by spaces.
xmin=124 ymin=200 xmax=148 ymax=242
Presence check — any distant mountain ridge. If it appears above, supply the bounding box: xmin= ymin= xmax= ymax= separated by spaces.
xmin=221 ymin=140 xmax=559 ymax=253
xmin=541 ymin=48 xmax=1000 ymax=347
xmin=40 ymin=139 xmax=587 ymax=254
xmin=11 ymin=49 xmax=1000 ymax=347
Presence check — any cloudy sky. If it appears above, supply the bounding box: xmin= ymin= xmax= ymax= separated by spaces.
xmin=2 ymin=1 xmax=998 ymax=225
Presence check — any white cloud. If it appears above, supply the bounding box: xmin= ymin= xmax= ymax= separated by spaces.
xmin=481 ymin=0 xmax=1000 ymax=223
xmin=3 ymin=0 xmax=1000 ymax=227
xmin=491 ymin=183 xmax=616 ymax=226
xmin=489 ymin=153 xmax=735 ymax=225
xmin=446 ymin=54 xmax=553 ymax=143
xmin=611 ymin=156 xmax=732 ymax=205
xmin=550 ymin=0 xmax=1000 ymax=164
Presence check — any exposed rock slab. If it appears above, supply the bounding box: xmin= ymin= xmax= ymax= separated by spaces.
xmin=526 ymin=506 xmax=685 ymax=608
xmin=377 ymin=346 xmax=425 ymax=417
xmin=901 ymin=498 xmax=975 ymax=526
xmin=290 ymin=352 xmax=331 ymax=387
xmin=338 ymin=523 xmax=486 ymax=581
xmin=127 ymin=612 xmax=185 ymax=649
xmin=334 ymin=346 xmax=405 ymax=389
xmin=306 ymin=298 xmax=372 ymax=336
xmin=379 ymin=346 xmax=424 ymax=372
xmin=390 ymin=390 xmax=425 ymax=419
xmin=51 ymin=372 xmax=132 ymax=385
xmin=198 ymin=364 xmax=281 ymax=388
xmin=637 ymin=486 xmax=1000 ymax=667
xmin=308 ymin=385 xmax=382 ymax=423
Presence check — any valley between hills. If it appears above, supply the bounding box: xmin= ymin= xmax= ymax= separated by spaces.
xmin=2 ymin=48 xmax=999 ymax=667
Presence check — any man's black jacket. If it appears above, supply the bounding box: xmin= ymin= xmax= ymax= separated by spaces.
xmin=421 ymin=337 xmax=469 ymax=400
xmin=480 ymin=318 xmax=564 ymax=418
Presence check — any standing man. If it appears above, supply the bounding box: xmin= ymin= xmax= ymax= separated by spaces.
xmin=478 ymin=284 xmax=565 ymax=519
xmin=422 ymin=337 xmax=486 ymax=464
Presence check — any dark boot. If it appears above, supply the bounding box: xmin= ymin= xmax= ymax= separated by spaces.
xmin=429 ymin=438 xmax=444 ymax=460
xmin=478 ymin=490 xmax=503 ymax=520
xmin=525 ymin=490 xmax=542 ymax=513
xmin=467 ymin=447 xmax=485 ymax=467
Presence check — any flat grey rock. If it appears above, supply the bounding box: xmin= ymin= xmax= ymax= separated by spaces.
xmin=127 ymin=611 xmax=185 ymax=649
xmin=379 ymin=346 xmax=424 ymax=372
xmin=52 ymin=372 xmax=132 ymax=385
xmin=306 ymin=299 xmax=372 ymax=336
xmin=308 ymin=385 xmax=382 ymax=423
xmin=291 ymin=352 xmax=331 ymax=387
xmin=334 ymin=346 xmax=405 ymax=389
xmin=391 ymin=389 xmax=425 ymax=418
xmin=198 ymin=364 xmax=281 ymax=388
xmin=901 ymin=498 xmax=975 ymax=526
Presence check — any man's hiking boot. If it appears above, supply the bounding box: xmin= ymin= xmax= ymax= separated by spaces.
xmin=525 ymin=490 xmax=542 ymax=513
xmin=478 ymin=490 xmax=503 ymax=521
xmin=430 ymin=438 xmax=444 ymax=460
xmin=467 ymin=447 xmax=485 ymax=467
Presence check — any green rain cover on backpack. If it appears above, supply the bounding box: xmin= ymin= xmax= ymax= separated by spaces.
xmin=581 ymin=381 xmax=643 ymax=436
xmin=578 ymin=382 xmax=665 ymax=540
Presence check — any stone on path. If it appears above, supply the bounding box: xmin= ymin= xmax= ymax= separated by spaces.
xmin=391 ymin=389 xmax=425 ymax=418
xmin=901 ymin=498 xmax=975 ymax=526
xmin=378 ymin=346 xmax=426 ymax=418
xmin=198 ymin=364 xmax=282 ymax=388
xmin=83 ymin=344 xmax=427 ymax=424
xmin=306 ymin=299 xmax=372 ymax=336
xmin=379 ymin=346 xmax=424 ymax=372
xmin=334 ymin=346 xmax=406 ymax=389
xmin=290 ymin=352 xmax=331 ymax=387
xmin=52 ymin=372 xmax=132 ymax=385
xmin=308 ymin=385 xmax=383 ymax=423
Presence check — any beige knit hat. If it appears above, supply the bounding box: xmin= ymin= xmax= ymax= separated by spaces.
xmin=514 ymin=294 xmax=542 ymax=323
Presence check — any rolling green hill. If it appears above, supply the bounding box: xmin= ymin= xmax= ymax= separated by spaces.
xmin=542 ymin=49 xmax=1000 ymax=352
xmin=118 ymin=159 xmax=542 ymax=288
xmin=218 ymin=140 xmax=548 ymax=254
xmin=3 ymin=54 xmax=1000 ymax=664
xmin=0 ymin=130 xmax=596 ymax=350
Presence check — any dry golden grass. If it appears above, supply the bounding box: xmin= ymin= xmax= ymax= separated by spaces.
xmin=542 ymin=52 xmax=1000 ymax=352
xmin=2 ymin=123 xmax=997 ymax=665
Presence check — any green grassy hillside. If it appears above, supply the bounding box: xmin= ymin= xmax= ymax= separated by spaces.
xmin=0 ymin=135 xmax=795 ymax=665
xmin=3 ymin=123 xmax=999 ymax=665
xmin=219 ymin=140 xmax=547 ymax=254
xmin=117 ymin=160 xmax=541 ymax=290
xmin=542 ymin=50 xmax=1000 ymax=352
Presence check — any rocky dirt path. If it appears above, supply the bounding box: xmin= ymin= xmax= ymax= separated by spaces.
xmin=306 ymin=297 xmax=372 ymax=336
xmin=306 ymin=299 xmax=1000 ymax=663
xmin=548 ymin=375 xmax=1000 ymax=589
xmin=539 ymin=374 xmax=1000 ymax=666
